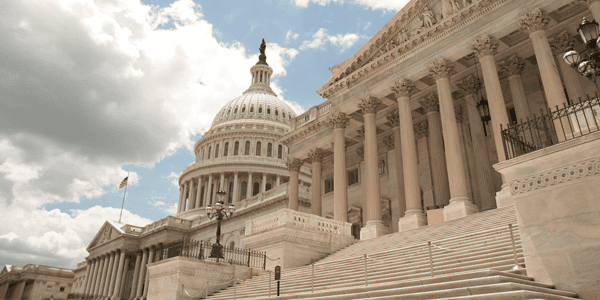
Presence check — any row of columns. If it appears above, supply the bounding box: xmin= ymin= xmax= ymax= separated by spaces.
xmin=0 ymin=280 xmax=26 ymax=300
xmin=284 ymin=7 xmax=577 ymax=236
xmin=178 ymin=172 xmax=284 ymax=213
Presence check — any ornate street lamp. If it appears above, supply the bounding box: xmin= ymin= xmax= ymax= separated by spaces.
xmin=562 ymin=18 xmax=600 ymax=79
xmin=477 ymin=99 xmax=491 ymax=124
xmin=205 ymin=189 xmax=235 ymax=261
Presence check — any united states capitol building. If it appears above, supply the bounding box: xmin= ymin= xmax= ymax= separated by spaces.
xmin=3 ymin=0 xmax=600 ymax=299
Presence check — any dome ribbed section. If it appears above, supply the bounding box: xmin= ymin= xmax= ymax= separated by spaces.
xmin=210 ymin=93 xmax=297 ymax=128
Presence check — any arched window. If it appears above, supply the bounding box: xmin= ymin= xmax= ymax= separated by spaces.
xmin=229 ymin=241 xmax=235 ymax=248
xmin=266 ymin=183 xmax=272 ymax=191
xmin=215 ymin=144 xmax=220 ymax=158
xmin=267 ymin=143 xmax=272 ymax=157
xmin=267 ymin=108 xmax=271 ymax=114
xmin=256 ymin=141 xmax=261 ymax=156
xmin=245 ymin=141 xmax=250 ymax=155
xmin=240 ymin=182 xmax=247 ymax=200
xmin=234 ymin=141 xmax=239 ymax=156
xmin=253 ymin=182 xmax=260 ymax=196
xmin=199 ymin=186 xmax=205 ymax=207
xmin=278 ymin=145 xmax=283 ymax=159
xmin=283 ymin=112 xmax=286 ymax=118
xmin=234 ymin=107 xmax=238 ymax=114
xmin=275 ymin=109 xmax=278 ymax=116
xmin=201 ymin=148 xmax=204 ymax=160
xmin=250 ymin=105 xmax=254 ymax=113
xmin=259 ymin=106 xmax=263 ymax=113
xmin=207 ymin=146 xmax=212 ymax=159
xmin=228 ymin=182 xmax=234 ymax=203
xmin=223 ymin=142 xmax=229 ymax=157
xmin=227 ymin=109 xmax=231 ymax=115
xmin=242 ymin=106 xmax=246 ymax=113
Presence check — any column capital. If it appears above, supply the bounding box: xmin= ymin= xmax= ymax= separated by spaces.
xmin=327 ymin=112 xmax=350 ymax=129
xmin=391 ymin=78 xmax=415 ymax=97
xmin=386 ymin=111 xmax=400 ymax=128
xmin=357 ymin=96 xmax=382 ymax=114
xmin=307 ymin=148 xmax=325 ymax=163
xmin=469 ymin=35 xmax=499 ymax=58
xmin=285 ymin=158 xmax=304 ymax=172
xmin=418 ymin=93 xmax=440 ymax=113
xmin=517 ymin=8 xmax=550 ymax=36
xmin=550 ymin=31 xmax=575 ymax=56
xmin=498 ymin=54 xmax=525 ymax=77
xmin=455 ymin=105 xmax=463 ymax=124
xmin=414 ymin=121 xmax=429 ymax=140
xmin=428 ymin=58 xmax=454 ymax=79
xmin=456 ymin=75 xmax=481 ymax=95
xmin=356 ymin=148 xmax=364 ymax=161
xmin=383 ymin=135 xmax=395 ymax=150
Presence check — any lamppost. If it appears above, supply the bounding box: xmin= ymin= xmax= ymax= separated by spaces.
xmin=563 ymin=18 xmax=600 ymax=88
xmin=205 ymin=189 xmax=236 ymax=261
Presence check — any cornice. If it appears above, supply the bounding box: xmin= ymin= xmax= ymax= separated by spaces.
xmin=280 ymin=118 xmax=330 ymax=146
xmin=318 ymin=0 xmax=505 ymax=99
xmin=180 ymin=159 xmax=311 ymax=182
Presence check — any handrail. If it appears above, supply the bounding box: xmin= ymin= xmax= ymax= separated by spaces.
xmin=314 ymin=224 xmax=520 ymax=266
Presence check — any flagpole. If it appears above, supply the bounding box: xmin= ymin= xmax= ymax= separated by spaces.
xmin=118 ymin=172 xmax=129 ymax=224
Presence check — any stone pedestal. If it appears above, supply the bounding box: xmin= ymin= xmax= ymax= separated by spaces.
xmin=146 ymin=256 xmax=260 ymax=300
xmin=494 ymin=131 xmax=600 ymax=300
xmin=360 ymin=220 xmax=390 ymax=240
xmin=242 ymin=209 xmax=353 ymax=270
xmin=426 ymin=208 xmax=444 ymax=226
xmin=398 ymin=213 xmax=427 ymax=231
xmin=443 ymin=200 xmax=479 ymax=221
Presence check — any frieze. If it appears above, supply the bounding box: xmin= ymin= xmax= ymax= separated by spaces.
xmin=509 ymin=157 xmax=600 ymax=195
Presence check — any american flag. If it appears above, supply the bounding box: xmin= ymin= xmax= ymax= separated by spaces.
xmin=119 ymin=176 xmax=128 ymax=189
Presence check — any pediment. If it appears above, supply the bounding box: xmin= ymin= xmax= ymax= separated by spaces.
xmin=0 ymin=265 xmax=10 ymax=276
xmin=87 ymin=221 xmax=124 ymax=250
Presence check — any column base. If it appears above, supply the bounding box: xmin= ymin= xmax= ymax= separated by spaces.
xmin=360 ymin=220 xmax=391 ymax=240
xmin=398 ymin=213 xmax=427 ymax=231
xmin=443 ymin=198 xmax=479 ymax=221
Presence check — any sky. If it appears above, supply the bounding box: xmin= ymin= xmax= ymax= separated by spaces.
xmin=0 ymin=0 xmax=409 ymax=269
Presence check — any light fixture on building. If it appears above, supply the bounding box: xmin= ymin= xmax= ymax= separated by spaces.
xmin=205 ymin=189 xmax=235 ymax=260
xmin=472 ymin=54 xmax=492 ymax=134
xmin=563 ymin=18 xmax=600 ymax=78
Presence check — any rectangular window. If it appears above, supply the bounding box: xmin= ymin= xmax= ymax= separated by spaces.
xmin=378 ymin=157 xmax=387 ymax=175
xmin=347 ymin=169 xmax=359 ymax=186
xmin=60 ymin=287 xmax=65 ymax=292
xmin=324 ymin=178 xmax=334 ymax=194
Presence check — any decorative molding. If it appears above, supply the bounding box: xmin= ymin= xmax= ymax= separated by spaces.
xmin=550 ymin=31 xmax=575 ymax=57
xmin=307 ymin=148 xmax=326 ymax=163
xmin=469 ymin=34 xmax=499 ymax=58
xmin=419 ymin=93 xmax=440 ymax=113
xmin=357 ymin=96 xmax=382 ymax=114
xmin=517 ymin=8 xmax=550 ymax=36
xmin=327 ymin=112 xmax=350 ymax=129
xmin=414 ymin=121 xmax=429 ymax=139
xmin=428 ymin=58 xmax=454 ymax=80
xmin=285 ymin=158 xmax=304 ymax=172
xmin=387 ymin=111 xmax=400 ymax=128
xmin=509 ymin=158 xmax=600 ymax=195
xmin=498 ymin=55 xmax=525 ymax=77
xmin=390 ymin=78 xmax=415 ymax=97
xmin=383 ymin=135 xmax=395 ymax=150
xmin=456 ymin=74 xmax=481 ymax=95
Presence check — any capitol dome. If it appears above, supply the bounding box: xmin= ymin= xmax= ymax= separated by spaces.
xmin=175 ymin=39 xmax=310 ymax=221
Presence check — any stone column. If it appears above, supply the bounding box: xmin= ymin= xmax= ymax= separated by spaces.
xmin=469 ymin=35 xmax=511 ymax=162
xmin=261 ymin=173 xmax=267 ymax=193
xmin=219 ymin=173 xmax=225 ymax=193
xmin=577 ymin=0 xmax=600 ymax=21
xmin=87 ymin=258 xmax=99 ymax=297
xmin=232 ymin=172 xmax=240 ymax=203
xmin=286 ymin=158 xmax=303 ymax=211
xmin=188 ymin=179 xmax=195 ymax=210
xmin=327 ymin=112 xmax=350 ymax=222
xmin=141 ymin=248 xmax=155 ymax=300
xmin=387 ymin=112 xmax=406 ymax=218
xmin=134 ymin=249 xmax=148 ymax=300
xmin=551 ymin=31 xmax=586 ymax=103
xmin=12 ymin=281 xmax=26 ymax=300
xmin=0 ymin=283 xmax=8 ymax=300
xmin=457 ymin=76 xmax=497 ymax=211
xmin=246 ymin=172 xmax=253 ymax=199
xmin=205 ymin=175 xmax=213 ymax=206
xmin=111 ymin=249 xmax=126 ymax=300
xmin=102 ymin=252 xmax=116 ymax=298
xmin=276 ymin=175 xmax=281 ymax=186
xmin=107 ymin=251 xmax=120 ymax=300
xmin=307 ymin=148 xmax=325 ymax=216
xmin=498 ymin=55 xmax=531 ymax=122
xmin=195 ymin=178 xmax=203 ymax=208
xmin=392 ymin=79 xmax=427 ymax=230
xmin=357 ymin=96 xmax=390 ymax=239
xmin=419 ymin=93 xmax=451 ymax=207
xmin=181 ymin=181 xmax=189 ymax=212
xmin=129 ymin=252 xmax=142 ymax=300
xmin=93 ymin=255 xmax=106 ymax=296
xmin=518 ymin=9 xmax=570 ymax=140
xmin=428 ymin=59 xmax=477 ymax=220
xmin=117 ymin=255 xmax=130 ymax=299
xmin=82 ymin=259 xmax=93 ymax=297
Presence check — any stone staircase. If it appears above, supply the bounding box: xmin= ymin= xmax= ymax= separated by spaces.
xmin=205 ymin=206 xmax=579 ymax=299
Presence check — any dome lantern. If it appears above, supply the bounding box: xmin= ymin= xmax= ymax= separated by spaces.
xmin=244 ymin=39 xmax=277 ymax=96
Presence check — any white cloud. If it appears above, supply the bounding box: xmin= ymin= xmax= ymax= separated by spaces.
xmin=165 ymin=203 xmax=178 ymax=215
xmin=300 ymin=29 xmax=362 ymax=51
xmin=363 ymin=22 xmax=372 ymax=30
xmin=0 ymin=0 xmax=301 ymax=269
xmin=285 ymin=30 xmax=299 ymax=43
xmin=293 ymin=0 xmax=344 ymax=7
xmin=168 ymin=171 xmax=181 ymax=187
xmin=292 ymin=0 xmax=408 ymax=10
xmin=152 ymin=201 xmax=166 ymax=206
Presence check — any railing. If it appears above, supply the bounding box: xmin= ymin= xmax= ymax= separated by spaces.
xmin=246 ymin=209 xmax=352 ymax=236
xmin=162 ymin=238 xmax=267 ymax=269
xmin=501 ymin=93 xmax=600 ymax=159
xmin=269 ymin=224 xmax=523 ymax=296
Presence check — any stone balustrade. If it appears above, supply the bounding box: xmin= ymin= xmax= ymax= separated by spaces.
xmin=246 ymin=209 xmax=352 ymax=236
xmin=141 ymin=216 xmax=192 ymax=234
